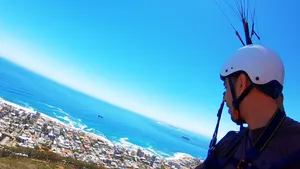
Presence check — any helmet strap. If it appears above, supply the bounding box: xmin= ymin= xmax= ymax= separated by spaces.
xmin=228 ymin=77 xmax=254 ymax=125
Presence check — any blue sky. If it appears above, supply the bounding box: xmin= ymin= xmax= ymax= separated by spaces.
xmin=0 ymin=0 xmax=299 ymax=137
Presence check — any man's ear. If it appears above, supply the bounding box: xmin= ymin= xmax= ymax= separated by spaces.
xmin=235 ymin=73 xmax=248 ymax=97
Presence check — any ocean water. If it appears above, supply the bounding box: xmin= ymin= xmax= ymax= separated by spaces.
xmin=0 ymin=57 xmax=210 ymax=159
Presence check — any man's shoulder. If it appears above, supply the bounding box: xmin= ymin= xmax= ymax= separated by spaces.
xmin=275 ymin=116 xmax=300 ymax=154
xmin=280 ymin=116 xmax=300 ymax=134
xmin=219 ymin=130 xmax=239 ymax=143
xmin=215 ymin=130 xmax=244 ymax=153
xmin=269 ymin=117 xmax=300 ymax=168
xmin=273 ymin=116 xmax=300 ymax=145
xmin=223 ymin=130 xmax=240 ymax=138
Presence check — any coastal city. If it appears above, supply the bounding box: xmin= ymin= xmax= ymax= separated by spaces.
xmin=0 ymin=99 xmax=202 ymax=169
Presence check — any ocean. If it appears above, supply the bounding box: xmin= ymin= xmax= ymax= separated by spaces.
xmin=0 ymin=57 xmax=210 ymax=160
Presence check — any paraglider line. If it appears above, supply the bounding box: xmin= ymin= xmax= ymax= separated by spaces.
xmin=213 ymin=0 xmax=237 ymax=31
xmin=224 ymin=0 xmax=242 ymax=20
xmin=213 ymin=0 xmax=247 ymax=46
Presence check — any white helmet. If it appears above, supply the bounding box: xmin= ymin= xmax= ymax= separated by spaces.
xmin=220 ymin=44 xmax=284 ymax=87
xmin=219 ymin=44 xmax=285 ymax=126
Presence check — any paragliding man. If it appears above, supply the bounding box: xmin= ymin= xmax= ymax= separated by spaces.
xmin=195 ymin=44 xmax=300 ymax=169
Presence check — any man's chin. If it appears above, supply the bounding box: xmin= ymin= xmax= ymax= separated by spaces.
xmin=230 ymin=116 xmax=236 ymax=123
xmin=229 ymin=114 xmax=239 ymax=123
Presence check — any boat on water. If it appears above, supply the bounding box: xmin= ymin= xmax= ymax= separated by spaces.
xmin=182 ymin=136 xmax=190 ymax=141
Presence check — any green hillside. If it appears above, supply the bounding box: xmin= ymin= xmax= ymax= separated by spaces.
xmin=0 ymin=157 xmax=73 ymax=169
xmin=0 ymin=146 xmax=105 ymax=169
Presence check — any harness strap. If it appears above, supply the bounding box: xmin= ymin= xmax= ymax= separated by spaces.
xmin=228 ymin=77 xmax=254 ymax=125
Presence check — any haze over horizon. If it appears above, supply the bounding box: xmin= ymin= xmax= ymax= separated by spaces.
xmin=0 ymin=0 xmax=300 ymax=138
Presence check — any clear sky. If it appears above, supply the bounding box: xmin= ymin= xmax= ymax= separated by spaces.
xmin=0 ymin=0 xmax=299 ymax=138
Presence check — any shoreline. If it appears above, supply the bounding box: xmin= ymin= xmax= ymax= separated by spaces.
xmin=0 ymin=97 xmax=202 ymax=161
xmin=0 ymin=97 xmax=120 ymax=148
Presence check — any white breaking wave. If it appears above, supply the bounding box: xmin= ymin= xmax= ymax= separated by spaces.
xmin=42 ymin=102 xmax=70 ymax=116
xmin=86 ymin=128 xmax=93 ymax=132
xmin=113 ymin=137 xmax=174 ymax=159
xmin=39 ymin=102 xmax=55 ymax=109
xmin=42 ymin=103 xmax=86 ymax=130
xmin=166 ymin=152 xmax=193 ymax=160
xmin=0 ymin=97 xmax=36 ymax=114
